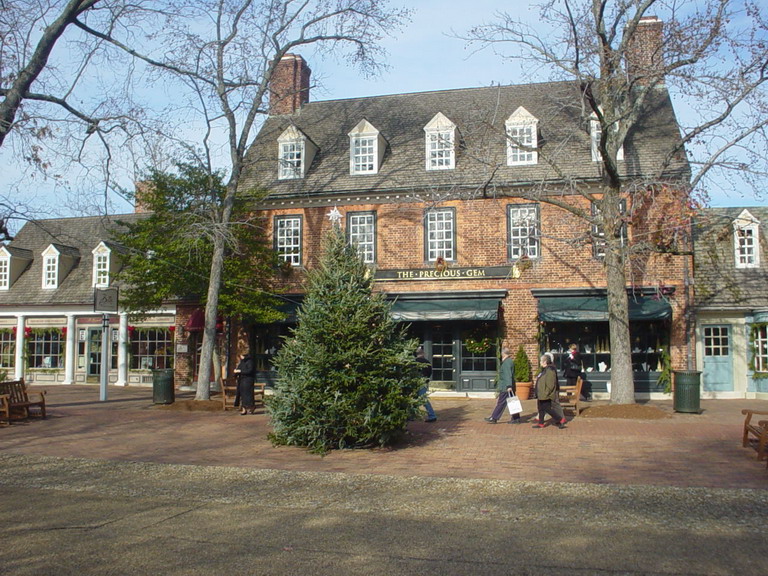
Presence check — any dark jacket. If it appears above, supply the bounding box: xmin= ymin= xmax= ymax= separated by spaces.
xmin=236 ymin=355 xmax=255 ymax=384
xmin=535 ymin=365 xmax=559 ymax=401
xmin=563 ymin=350 xmax=582 ymax=378
xmin=498 ymin=355 xmax=516 ymax=394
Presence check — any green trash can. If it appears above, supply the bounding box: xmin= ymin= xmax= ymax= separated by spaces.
xmin=152 ymin=368 xmax=175 ymax=404
xmin=673 ymin=370 xmax=701 ymax=413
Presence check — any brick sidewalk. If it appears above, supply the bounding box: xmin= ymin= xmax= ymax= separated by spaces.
xmin=3 ymin=385 xmax=767 ymax=490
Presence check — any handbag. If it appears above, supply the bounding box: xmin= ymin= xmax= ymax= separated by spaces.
xmin=506 ymin=390 xmax=523 ymax=415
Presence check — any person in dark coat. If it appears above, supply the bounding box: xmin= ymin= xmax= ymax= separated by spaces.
xmin=484 ymin=346 xmax=521 ymax=423
xmin=234 ymin=352 xmax=256 ymax=415
xmin=563 ymin=343 xmax=591 ymax=401
xmin=532 ymin=354 xmax=567 ymax=429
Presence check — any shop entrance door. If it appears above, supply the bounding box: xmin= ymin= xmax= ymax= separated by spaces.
xmin=430 ymin=327 xmax=456 ymax=388
xmin=87 ymin=328 xmax=103 ymax=381
xmin=702 ymin=325 xmax=733 ymax=391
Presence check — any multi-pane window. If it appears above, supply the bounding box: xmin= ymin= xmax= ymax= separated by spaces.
xmin=352 ymin=136 xmax=376 ymax=173
xmin=130 ymin=328 xmax=173 ymax=370
xmin=703 ymin=326 xmax=730 ymax=357
xmin=591 ymin=200 xmax=627 ymax=258
xmin=26 ymin=329 xmax=64 ymax=368
xmin=426 ymin=130 xmax=454 ymax=170
xmin=735 ymin=227 xmax=759 ymax=268
xmin=43 ymin=255 xmax=58 ymax=288
xmin=279 ymin=141 xmax=303 ymax=179
xmin=507 ymin=124 xmax=536 ymax=165
xmin=348 ymin=212 xmax=376 ymax=263
xmin=94 ymin=252 xmax=109 ymax=287
xmin=0 ymin=258 xmax=8 ymax=290
xmin=0 ymin=330 xmax=15 ymax=369
xmin=425 ymin=209 xmax=456 ymax=262
xmin=753 ymin=325 xmax=768 ymax=373
xmin=508 ymin=204 xmax=540 ymax=259
xmin=275 ymin=216 xmax=302 ymax=266
xmin=590 ymin=117 xmax=624 ymax=162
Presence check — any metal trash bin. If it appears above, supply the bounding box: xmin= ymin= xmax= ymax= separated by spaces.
xmin=152 ymin=368 xmax=175 ymax=404
xmin=673 ymin=370 xmax=701 ymax=413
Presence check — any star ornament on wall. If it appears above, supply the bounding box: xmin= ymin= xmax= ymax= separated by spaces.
xmin=327 ymin=206 xmax=343 ymax=226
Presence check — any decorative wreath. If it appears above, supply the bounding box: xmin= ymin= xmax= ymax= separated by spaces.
xmin=435 ymin=256 xmax=447 ymax=273
xmin=464 ymin=333 xmax=493 ymax=355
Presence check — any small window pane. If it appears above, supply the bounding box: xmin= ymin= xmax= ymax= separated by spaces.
xmin=348 ymin=213 xmax=376 ymax=263
xmin=275 ymin=216 xmax=302 ymax=266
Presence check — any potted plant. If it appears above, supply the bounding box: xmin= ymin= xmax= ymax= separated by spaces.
xmin=513 ymin=345 xmax=533 ymax=400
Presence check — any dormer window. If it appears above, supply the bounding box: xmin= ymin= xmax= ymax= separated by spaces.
xmin=0 ymin=245 xmax=33 ymax=290
xmin=43 ymin=251 xmax=58 ymax=289
xmin=0 ymin=258 xmax=9 ymax=290
xmin=41 ymin=243 xmax=78 ymax=290
xmin=590 ymin=113 xmax=624 ymax=162
xmin=505 ymin=107 xmax=538 ymax=166
xmin=733 ymin=209 xmax=760 ymax=269
xmin=92 ymin=243 xmax=111 ymax=287
xmin=277 ymin=126 xmax=317 ymax=180
xmin=424 ymin=113 xmax=456 ymax=170
xmin=349 ymin=120 xmax=385 ymax=175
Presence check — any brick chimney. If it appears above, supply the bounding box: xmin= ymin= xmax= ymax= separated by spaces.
xmin=626 ymin=16 xmax=664 ymax=85
xmin=133 ymin=181 xmax=152 ymax=214
xmin=269 ymin=54 xmax=311 ymax=115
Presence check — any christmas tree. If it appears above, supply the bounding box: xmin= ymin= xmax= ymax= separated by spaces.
xmin=268 ymin=225 xmax=423 ymax=454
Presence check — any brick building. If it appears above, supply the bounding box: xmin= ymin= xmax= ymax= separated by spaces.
xmin=238 ymin=25 xmax=693 ymax=397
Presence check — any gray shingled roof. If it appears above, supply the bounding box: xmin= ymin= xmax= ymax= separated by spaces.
xmin=693 ymin=207 xmax=768 ymax=310
xmin=0 ymin=213 xmax=146 ymax=307
xmin=241 ymin=81 xmax=690 ymax=200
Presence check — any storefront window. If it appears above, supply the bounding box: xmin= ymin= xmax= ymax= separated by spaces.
xmin=0 ymin=329 xmax=15 ymax=369
xmin=541 ymin=321 xmax=668 ymax=375
xmin=130 ymin=328 xmax=173 ymax=370
xmin=26 ymin=329 xmax=64 ymax=368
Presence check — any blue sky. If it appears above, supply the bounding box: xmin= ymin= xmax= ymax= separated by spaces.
xmin=0 ymin=0 xmax=757 ymax=225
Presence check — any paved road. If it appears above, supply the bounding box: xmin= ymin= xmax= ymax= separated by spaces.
xmin=1 ymin=386 xmax=767 ymax=575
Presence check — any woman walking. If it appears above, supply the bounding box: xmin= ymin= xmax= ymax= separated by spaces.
xmin=533 ymin=354 xmax=567 ymax=429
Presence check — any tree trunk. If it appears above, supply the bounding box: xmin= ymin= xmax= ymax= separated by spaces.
xmin=604 ymin=218 xmax=635 ymax=405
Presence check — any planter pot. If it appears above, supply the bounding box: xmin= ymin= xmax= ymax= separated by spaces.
xmin=516 ymin=382 xmax=532 ymax=401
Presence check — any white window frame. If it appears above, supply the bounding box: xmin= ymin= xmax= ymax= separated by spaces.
xmin=92 ymin=245 xmax=110 ymax=287
xmin=508 ymin=204 xmax=540 ymax=260
xmin=591 ymin=200 xmax=627 ymax=258
xmin=279 ymin=140 xmax=304 ymax=180
xmin=348 ymin=120 xmax=384 ymax=175
xmin=424 ymin=113 xmax=456 ymax=170
xmin=753 ymin=325 xmax=768 ymax=373
xmin=275 ymin=215 xmax=302 ymax=266
xmin=425 ymin=208 xmax=456 ymax=262
xmin=347 ymin=212 xmax=376 ymax=264
xmin=43 ymin=254 xmax=58 ymax=289
xmin=505 ymin=107 xmax=538 ymax=166
xmin=590 ymin=115 xmax=624 ymax=162
xmin=0 ymin=257 xmax=8 ymax=290
xmin=733 ymin=210 xmax=760 ymax=269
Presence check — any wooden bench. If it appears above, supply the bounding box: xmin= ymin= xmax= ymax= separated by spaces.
xmin=0 ymin=378 xmax=46 ymax=421
xmin=1 ymin=393 xmax=10 ymax=426
xmin=559 ymin=376 xmax=583 ymax=416
xmin=220 ymin=377 xmax=265 ymax=411
xmin=741 ymin=409 xmax=768 ymax=461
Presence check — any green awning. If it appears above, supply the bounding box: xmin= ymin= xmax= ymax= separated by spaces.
xmin=538 ymin=296 xmax=671 ymax=322
xmin=390 ymin=299 xmax=500 ymax=321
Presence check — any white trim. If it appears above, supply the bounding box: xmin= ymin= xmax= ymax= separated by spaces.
xmin=733 ymin=209 xmax=760 ymax=269
xmin=348 ymin=120 xmax=385 ymax=175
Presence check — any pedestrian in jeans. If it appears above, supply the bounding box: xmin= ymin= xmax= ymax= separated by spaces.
xmin=485 ymin=346 xmax=521 ymax=424
xmin=532 ymin=354 xmax=567 ymax=429
xmin=415 ymin=346 xmax=437 ymax=423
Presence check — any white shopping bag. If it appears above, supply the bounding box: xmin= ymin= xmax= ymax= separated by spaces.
xmin=506 ymin=391 xmax=523 ymax=415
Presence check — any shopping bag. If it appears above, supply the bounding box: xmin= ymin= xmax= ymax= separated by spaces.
xmin=506 ymin=391 xmax=523 ymax=415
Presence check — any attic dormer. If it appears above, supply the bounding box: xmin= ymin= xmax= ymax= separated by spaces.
xmin=505 ymin=106 xmax=539 ymax=166
xmin=348 ymin=120 xmax=386 ymax=175
xmin=733 ymin=209 xmax=761 ymax=269
xmin=0 ymin=245 xmax=33 ymax=291
xmin=92 ymin=241 xmax=124 ymax=287
xmin=277 ymin=125 xmax=318 ymax=180
xmin=41 ymin=243 xmax=79 ymax=289
xmin=424 ymin=112 xmax=457 ymax=170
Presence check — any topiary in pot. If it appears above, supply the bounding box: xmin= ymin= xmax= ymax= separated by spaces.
xmin=513 ymin=345 xmax=533 ymax=400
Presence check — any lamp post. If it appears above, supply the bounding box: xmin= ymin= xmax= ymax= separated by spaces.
xmin=94 ymin=288 xmax=119 ymax=402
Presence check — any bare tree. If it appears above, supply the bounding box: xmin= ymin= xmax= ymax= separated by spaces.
xmin=465 ymin=0 xmax=768 ymax=403
xmin=71 ymin=0 xmax=411 ymax=399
